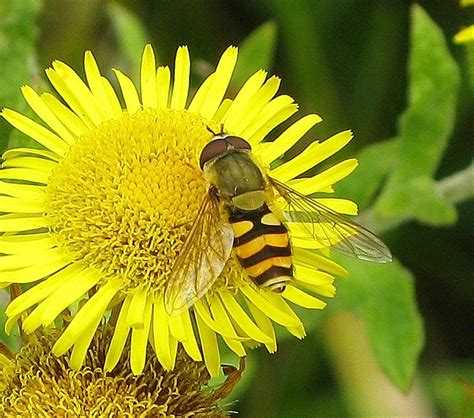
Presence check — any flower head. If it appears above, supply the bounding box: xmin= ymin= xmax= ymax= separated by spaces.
xmin=0 ymin=326 xmax=241 ymax=416
xmin=1 ymin=45 xmax=356 ymax=376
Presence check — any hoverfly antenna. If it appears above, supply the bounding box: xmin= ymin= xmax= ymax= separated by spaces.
xmin=206 ymin=125 xmax=217 ymax=135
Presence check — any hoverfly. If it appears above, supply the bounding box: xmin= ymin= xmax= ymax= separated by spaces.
xmin=164 ymin=129 xmax=392 ymax=314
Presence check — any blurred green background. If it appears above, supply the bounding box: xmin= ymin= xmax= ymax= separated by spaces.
xmin=1 ymin=0 xmax=473 ymax=416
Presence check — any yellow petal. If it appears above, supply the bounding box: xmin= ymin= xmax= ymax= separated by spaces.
xmin=223 ymin=69 xmax=267 ymax=129
xmin=293 ymin=247 xmax=348 ymax=277
xmin=40 ymin=92 xmax=90 ymax=136
xmin=140 ymin=44 xmax=157 ymax=108
xmin=208 ymin=295 xmax=246 ymax=356
xmin=168 ymin=312 xmax=187 ymax=342
xmin=84 ymin=50 xmax=114 ymax=119
xmin=153 ymin=297 xmax=178 ymax=370
xmin=239 ymin=285 xmax=301 ymax=328
xmin=21 ymin=85 xmax=76 ymax=145
xmin=0 ymin=233 xmax=53 ymax=254
xmin=40 ymin=267 xmax=101 ymax=326
xmin=69 ymin=312 xmax=103 ymax=370
xmin=3 ymin=147 xmax=60 ymax=162
xmin=5 ymin=263 xmax=79 ymax=317
xmin=291 ymin=159 xmax=358 ymax=195
xmin=247 ymin=103 xmax=298 ymax=146
xmin=294 ymin=265 xmax=334 ymax=286
xmin=170 ymin=46 xmax=190 ymax=110
xmin=0 ymin=195 xmax=44 ymax=213
xmin=241 ymin=95 xmax=294 ymax=141
xmin=195 ymin=311 xmax=220 ymax=377
xmin=0 ymin=248 xmax=63 ymax=271
xmin=52 ymin=278 xmax=122 ymax=356
xmin=127 ymin=287 xmax=148 ymax=329
xmin=0 ymin=167 xmax=50 ymax=184
xmin=282 ymin=285 xmax=326 ymax=309
xmin=454 ymin=25 xmax=474 ymax=44
xmin=199 ymin=46 xmax=238 ymax=120
xmin=271 ymin=130 xmax=353 ymax=182
xmin=261 ymin=291 xmax=306 ymax=338
xmin=101 ymin=76 xmax=123 ymax=117
xmin=219 ymin=290 xmax=272 ymax=344
xmin=1 ymin=109 xmax=68 ymax=156
xmin=0 ymin=180 xmax=45 ymax=200
xmin=104 ymin=296 xmax=132 ymax=371
xmin=0 ymin=256 xmax=69 ymax=284
xmin=131 ymin=295 xmax=153 ymax=374
xmin=314 ymin=198 xmax=358 ymax=215
xmin=227 ymin=76 xmax=280 ymax=136
xmin=113 ymin=69 xmax=141 ymax=114
xmin=0 ymin=214 xmax=49 ymax=232
xmin=188 ymin=73 xmax=215 ymax=113
xmin=179 ymin=308 xmax=202 ymax=361
xmin=156 ymin=66 xmax=171 ymax=108
xmin=260 ymin=114 xmax=322 ymax=165
xmin=48 ymin=61 xmax=105 ymax=125
xmin=246 ymin=301 xmax=277 ymax=353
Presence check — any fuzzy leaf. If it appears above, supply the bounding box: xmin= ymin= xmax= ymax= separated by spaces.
xmin=374 ymin=5 xmax=460 ymax=225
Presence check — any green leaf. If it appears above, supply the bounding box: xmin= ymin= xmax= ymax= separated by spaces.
xmin=374 ymin=5 xmax=460 ymax=225
xmin=328 ymin=257 xmax=424 ymax=392
xmin=233 ymin=21 xmax=278 ymax=88
xmin=107 ymin=2 xmax=150 ymax=81
xmin=0 ymin=0 xmax=41 ymax=152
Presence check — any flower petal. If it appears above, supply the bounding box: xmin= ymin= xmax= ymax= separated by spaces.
xmin=156 ymin=66 xmax=171 ymax=108
xmin=5 ymin=264 xmax=78 ymax=317
xmin=21 ymin=85 xmax=76 ymax=145
xmin=170 ymin=46 xmax=190 ymax=110
xmin=40 ymin=267 xmax=102 ymax=327
xmin=153 ymin=297 xmax=178 ymax=370
xmin=52 ymin=278 xmax=122 ymax=356
xmin=114 ymin=69 xmax=141 ymax=114
xmin=104 ymin=295 xmax=132 ymax=371
xmin=271 ymin=130 xmax=353 ymax=182
xmin=140 ymin=44 xmax=157 ymax=108
xmin=282 ymin=286 xmax=327 ymax=309
xmin=219 ymin=290 xmax=272 ymax=344
xmin=131 ymin=295 xmax=153 ymax=374
xmin=1 ymin=109 xmax=68 ymax=156
xmin=195 ymin=311 xmax=220 ymax=377
xmin=290 ymin=159 xmax=358 ymax=195
xmin=199 ymin=46 xmax=238 ymax=120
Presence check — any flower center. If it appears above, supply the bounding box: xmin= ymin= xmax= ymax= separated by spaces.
xmin=46 ymin=109 xmax=213 ymax=291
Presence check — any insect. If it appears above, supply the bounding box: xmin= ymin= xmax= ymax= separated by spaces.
xmin=164 ymin=129 xmax=392 ymax=315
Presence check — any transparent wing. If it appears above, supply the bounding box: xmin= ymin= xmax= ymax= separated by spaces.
xmin=270 ymin=177 xmax=392 ymax=263
xmin=165 ymin=191 xmax=234 ymax=316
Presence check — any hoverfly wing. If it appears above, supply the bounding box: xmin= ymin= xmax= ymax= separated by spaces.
xmin=164 ymin=192 xmax=234 ymax=316
xmin=269 ymin=177 xmax=392 ymax=263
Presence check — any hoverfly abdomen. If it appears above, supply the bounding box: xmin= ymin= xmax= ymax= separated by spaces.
xmin=230 ymin=204 xmax=292 ymax=293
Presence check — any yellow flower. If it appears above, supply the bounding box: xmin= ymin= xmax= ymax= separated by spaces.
xmin=1 ymin=45 xmax=356 ymax=376
xmin=0 ymin=326 xmax=243 ymax=416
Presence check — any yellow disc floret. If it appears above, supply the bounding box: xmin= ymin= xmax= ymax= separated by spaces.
xmin=46 ymin=109 xmax=210 ymax=292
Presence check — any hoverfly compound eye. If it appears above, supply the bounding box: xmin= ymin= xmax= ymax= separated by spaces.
xmin=226 ymin=136 xmax=251 ymax=151
xmin=199 ymin=139 xmax=228 ymax=169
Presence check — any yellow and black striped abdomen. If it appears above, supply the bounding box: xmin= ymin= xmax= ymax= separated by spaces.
xmin=230 ymin=204 xmax=292 ymax=292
